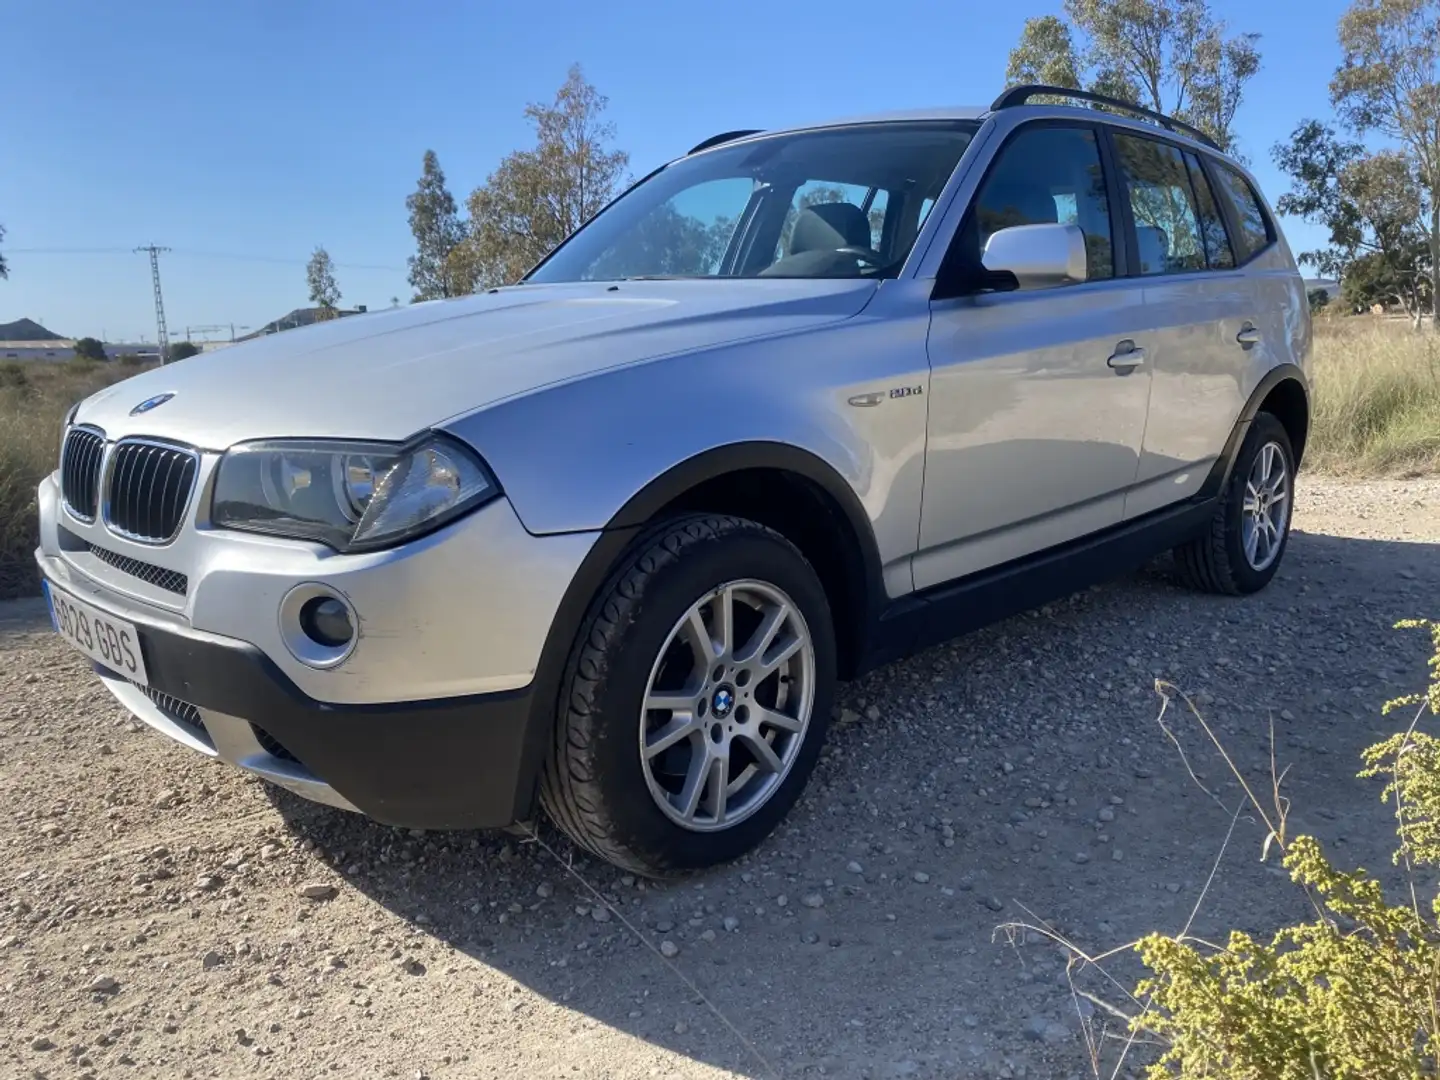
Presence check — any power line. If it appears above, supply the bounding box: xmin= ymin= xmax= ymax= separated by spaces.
xmin=174 ymin=249 xmax=403 ymax=272
xmin=10 ymin=247 xmax=133 ymax=255
xmin=11 ymin=246 xmax=403 ymax=272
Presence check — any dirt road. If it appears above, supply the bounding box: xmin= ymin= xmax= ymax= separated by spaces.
xmin=3 ymin=477 xmax=1438 ymax=1080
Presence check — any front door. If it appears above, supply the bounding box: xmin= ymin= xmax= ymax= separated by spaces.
xmin=915 ymin=122 xmax=1152 ymax=590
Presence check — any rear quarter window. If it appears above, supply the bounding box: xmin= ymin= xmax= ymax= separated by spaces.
xmin=1211 ymin=163 xmax=1274 ymax=262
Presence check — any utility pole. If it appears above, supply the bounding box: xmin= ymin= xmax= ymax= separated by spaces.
xmin=134 ymin=245 xmax=171 ymax=363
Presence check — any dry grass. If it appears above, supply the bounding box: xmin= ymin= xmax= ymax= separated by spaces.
xmin=0 ymin=359 xmax=149 ymax=599
xmin=1307 ymin=316 xmax=1440 ymax=477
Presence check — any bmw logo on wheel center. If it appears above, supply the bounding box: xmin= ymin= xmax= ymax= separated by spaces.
xmin=129 ymin=392 xmax=176 ymax=416
xmin=711 ymin=685 xmax=735 ymax=719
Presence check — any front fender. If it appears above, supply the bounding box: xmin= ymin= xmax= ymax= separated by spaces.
xmin=442 ymin=311 xmax=932 ymax=596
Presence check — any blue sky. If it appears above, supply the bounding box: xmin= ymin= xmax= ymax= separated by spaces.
xmin=2 ymin=0 xmax=1350 ymax=341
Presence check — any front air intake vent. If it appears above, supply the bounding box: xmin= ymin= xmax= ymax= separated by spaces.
xmin=87 ymin=543 xmax=188 ymax=595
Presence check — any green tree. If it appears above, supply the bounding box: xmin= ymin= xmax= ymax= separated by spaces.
xmin=1006 ymin=15 xmax=1085 ymax=91
xmin=0 ymin=223 xmax=7 ymax=280
xmin=1274 ymin=120 xmax=1431 ymax=324
xmin=306 ymin=246 xmax=341 ymax=318
xmin=1331 ymin=0 xmax=1440 ymax=326
xmin=451 ymin=64 xmax=630 ymax=291
xmin=166 ymin=340 xmax=201 ymax=362
xmin=405 ymin=150 xmax=467 ymax=301
xmin=72 ymin=337 xmax=106 ymax=362
xmin=1004 ymin=1 xmax=1262 ymax=153
xmin=1308 ymin=286 xmax=1332 ymax=313
xmin=1342 ymin=244 xmax=1432 ymax=316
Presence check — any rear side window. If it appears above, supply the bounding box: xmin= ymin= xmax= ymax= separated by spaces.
xmin=968 ymin=125 xmax=1115 ymax=280
xmin=1184 ymin=153 xmax=1235 ymax=270
xmin=1211 ymin=163 xmax=1274 ymax=261
xmin=1112 ymin=133 xmax=1206 ymax=275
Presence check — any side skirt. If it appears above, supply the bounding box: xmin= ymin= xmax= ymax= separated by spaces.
xmin=857 ymin=494 xmax=1218 ymax=673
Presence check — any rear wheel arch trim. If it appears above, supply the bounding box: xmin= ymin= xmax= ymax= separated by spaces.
xmin=1247 ymin=366 xmax=1310 ymax=467
xmin=1242 ymin=363 xmax=1309 ymax=427
xmin=1208 ymin=364 xmax=1310 ymax=496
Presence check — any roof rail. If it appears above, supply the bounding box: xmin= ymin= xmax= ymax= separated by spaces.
xmin=989 ymin=84 xmax=1220 ymax=150
xmin=687 ymin=129 xmax=764 ymax=155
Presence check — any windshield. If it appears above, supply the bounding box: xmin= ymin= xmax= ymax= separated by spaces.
xmin=526 ymin=121 xmax=977 ymax=283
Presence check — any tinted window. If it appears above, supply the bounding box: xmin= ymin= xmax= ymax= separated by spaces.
xmin=969 ymin=125 xmax=1114 ymax=280
xmin=1184 ymin=153 xmax=1234 ymax=270
xmin=1212 ymin=163 xmax=1273 ymax=261
xmin=1113 ymin=134 xmax=1206 ymax=275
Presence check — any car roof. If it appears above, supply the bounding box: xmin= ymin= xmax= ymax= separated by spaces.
xmin=695 ymin=103 xmax=1237 ymax=167
xmin=752 ymin=105 xmax=987 ymax=138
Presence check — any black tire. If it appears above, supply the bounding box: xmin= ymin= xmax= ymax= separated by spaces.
xmin=1173 ymin=411 xmax=1296 ymax=596
xmin=538 ymin=514 xmax=836 ymax=876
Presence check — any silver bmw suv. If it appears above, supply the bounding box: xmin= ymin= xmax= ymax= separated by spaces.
xmin=36 ymin=86 xmax=1310 ymax=875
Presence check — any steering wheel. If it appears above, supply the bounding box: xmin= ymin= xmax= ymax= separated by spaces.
xmin=835 ymin=246 xmax=887 ymax=269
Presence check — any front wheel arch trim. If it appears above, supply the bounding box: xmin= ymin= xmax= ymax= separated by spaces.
xmin=512 ymin=442 xmax=886 ymax=821
xmin=603 ymin=442 xmax=887 ymax=636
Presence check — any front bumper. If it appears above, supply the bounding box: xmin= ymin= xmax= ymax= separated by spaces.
xmin=38 ymin=549 xmax=542 ymax=828
xmin=34 ymin=461 xmax=610 ymax=829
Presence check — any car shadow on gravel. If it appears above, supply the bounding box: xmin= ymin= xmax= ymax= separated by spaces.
xmin=152 ymin=530 xmax=1440 ymax=1077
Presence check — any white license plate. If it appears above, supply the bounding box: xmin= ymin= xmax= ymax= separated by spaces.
xmin=44 ymin=582 xmax=150 ymax=686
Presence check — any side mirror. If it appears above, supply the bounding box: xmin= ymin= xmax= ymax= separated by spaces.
xmin=981 ymin=223 xmax=1087 ymax=290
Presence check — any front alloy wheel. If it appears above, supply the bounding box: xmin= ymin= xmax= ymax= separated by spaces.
xmin=539 ymin=515 xmax=836 ymax=876
xmin=640 ymin=580 xmax=815 ymax=832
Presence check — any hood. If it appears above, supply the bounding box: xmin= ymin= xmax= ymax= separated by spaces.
xmin=76 ymin=279 xmax=876 ymax=448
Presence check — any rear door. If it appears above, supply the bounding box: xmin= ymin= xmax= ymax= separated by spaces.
xmin=916 ymin=122 xmax=1153 ymax=588
xmin=1207 ymin=158 xmax=1308 ymax=383
xmin=1108 ymin=131 xmax=1252 ymax=517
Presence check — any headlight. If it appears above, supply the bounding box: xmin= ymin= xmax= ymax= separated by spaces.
xmin=211 ymin=433 xmax=500 ymax=552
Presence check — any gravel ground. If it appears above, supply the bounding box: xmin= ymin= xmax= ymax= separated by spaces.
xmin=2 ymin=476 xmax=1438 ymax=1080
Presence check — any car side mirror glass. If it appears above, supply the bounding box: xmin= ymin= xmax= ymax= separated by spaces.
xmin=981 ymin=223 xmax=1087 ymax=290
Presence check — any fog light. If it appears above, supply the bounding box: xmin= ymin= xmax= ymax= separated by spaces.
xmin=299 ymin=596 xmax=354 ymax=648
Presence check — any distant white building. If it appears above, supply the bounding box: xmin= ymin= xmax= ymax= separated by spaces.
xmin=0 ymin=340 xmax=74 ymax=361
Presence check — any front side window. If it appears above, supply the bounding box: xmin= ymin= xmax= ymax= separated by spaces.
xmin=1113 ymin=133 xmax=1207 ymax=276
xmin=527 ymin=122 xmax=976 ymax=283
xmin=964 ymin=124 xmax=1115 ymax=281
xmin=1211 ymin=163 xmax=1274 ymax=261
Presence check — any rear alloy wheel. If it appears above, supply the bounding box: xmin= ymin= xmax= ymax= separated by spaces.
xmin=1240 ymin=439 xmax=1290 ymax=573
xmin=1173 ymin=411 xmax=1296 ymax=595
xmin=539 ymin=515 xmax=836 ymax=876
